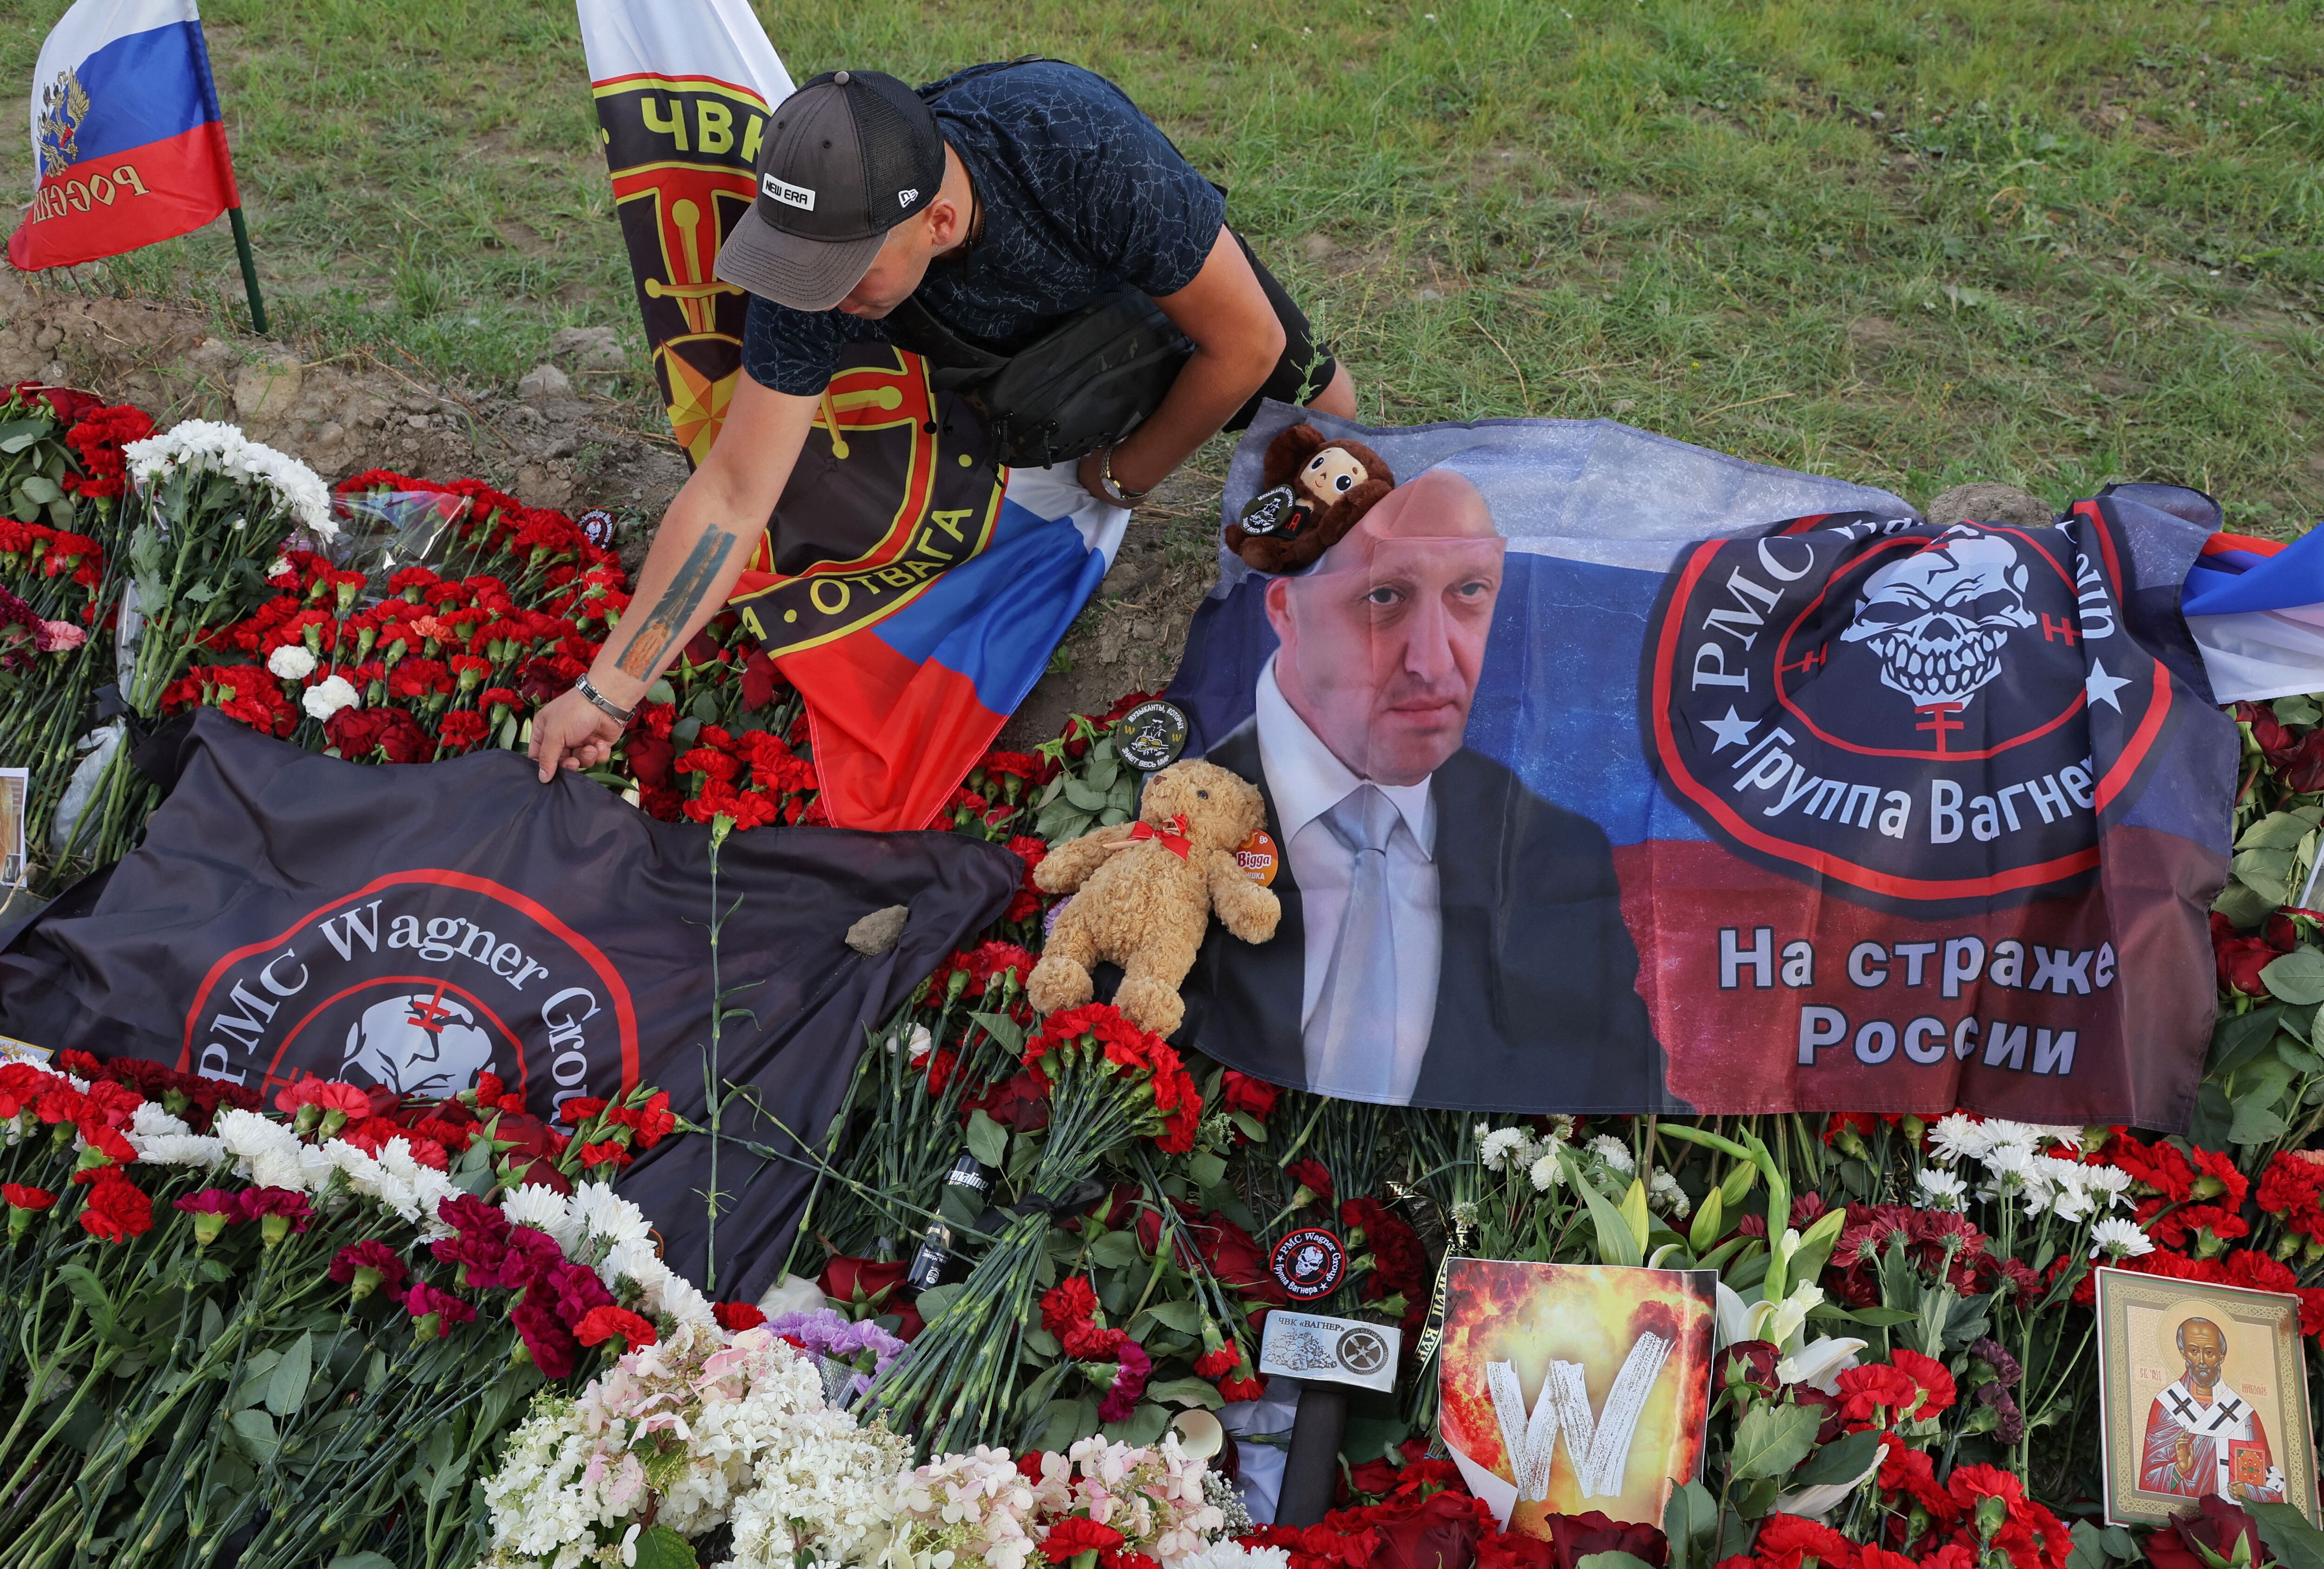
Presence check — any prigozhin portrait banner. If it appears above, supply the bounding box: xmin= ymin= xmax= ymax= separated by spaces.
xmin=1166 ymin=406 xmax=2232 ymax=1122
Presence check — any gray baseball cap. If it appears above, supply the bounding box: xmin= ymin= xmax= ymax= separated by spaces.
xmin=714 ymin=69 xmax=948 ymax=312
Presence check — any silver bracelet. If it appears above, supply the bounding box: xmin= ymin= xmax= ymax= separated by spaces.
xmin=574 ymin=674 xmax=634 ymax=725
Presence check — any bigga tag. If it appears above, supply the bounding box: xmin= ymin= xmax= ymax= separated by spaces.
xmin=1235 ymin=828 xmax=1279 ymax=887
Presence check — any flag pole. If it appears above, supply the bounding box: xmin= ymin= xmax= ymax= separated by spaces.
xmin=224 ymin=205 xmax=267 ymax=336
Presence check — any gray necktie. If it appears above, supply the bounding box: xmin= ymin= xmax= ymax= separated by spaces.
xmin=1304 ymin=784 xmax=1401 ymax=1099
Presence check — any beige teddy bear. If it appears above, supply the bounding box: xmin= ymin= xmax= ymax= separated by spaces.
xmin=1027 ymin=758 xmax=1281 ymax=1037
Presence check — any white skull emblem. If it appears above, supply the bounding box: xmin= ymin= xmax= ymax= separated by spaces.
xmin=343 ymin=991 xmax=495 ymax=1100
xmin=1839 ymin=530 xmax=2036 ymax=708
xmin=1295 ymin=1244 xmax=1327 ymax=1278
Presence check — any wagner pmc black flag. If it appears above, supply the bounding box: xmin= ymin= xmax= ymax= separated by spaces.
xmin=580 ymin=0 xmax=794 ymax=463
xmin=0 ymin=711 xmax=1020 ymax=1300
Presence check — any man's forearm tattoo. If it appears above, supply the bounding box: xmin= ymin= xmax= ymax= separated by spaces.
xmin=613 ymin=530 xmax=740 ymax=680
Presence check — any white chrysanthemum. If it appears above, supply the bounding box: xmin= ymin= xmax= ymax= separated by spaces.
xmin=502 ymin=1183 xmax=574 ymax=1244
xmin=2090 ymin=1216 xmax=2154 ymax=1260
xmin=571 ymin=1182 xmax=654 ymax=1249
xmin=1479 ymin=1126 xmax=1528 ymax=1172
xmin=125 ymin=419 xmax=334 ymax=536
xmin=1588 ymin=1135 xmax=1635 ymax=1175
xmin=602 ymin=1234 xmax=669 ymax=1296
xmin=1648 ymin=1168 xmax=1691 ymax=1219
xmin=1925 ymin=1112 xmax=1989 ymax=1165
xmin=303 ymin=674 xmax=360 ymax=721
xmin=1528 ymin=1146 xmax=1566 ymax=1193
xmin=267 ymin=644 xmax=317 ymax=680
xmin=1913 ymin=1168 xmax=1968 ymax=1212
xmin=2083 ymin=1165 xmax=2134 ymax=1209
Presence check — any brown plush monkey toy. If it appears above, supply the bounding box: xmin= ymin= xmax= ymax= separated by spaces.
xmin=1222 ymin=423 xmax=1395 ymax=575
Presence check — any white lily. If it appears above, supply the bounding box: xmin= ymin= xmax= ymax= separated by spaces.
xmin=1772 ymin=1437 xmax=1885 ymax=1519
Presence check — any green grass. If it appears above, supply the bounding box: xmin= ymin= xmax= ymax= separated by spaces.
xmin=4 ymin=0 xmax=2322 ymax=526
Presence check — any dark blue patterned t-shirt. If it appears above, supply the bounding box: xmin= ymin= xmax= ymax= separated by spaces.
xmin=739 ymin=60 xmax=1227 ymax=396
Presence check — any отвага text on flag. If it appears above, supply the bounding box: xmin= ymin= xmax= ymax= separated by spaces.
xmin=8 ymin=0 xmax=241 ymax=271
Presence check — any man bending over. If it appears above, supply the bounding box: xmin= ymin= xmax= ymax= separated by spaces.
xmin=533 ymin=60 xmax=1354 ymax=778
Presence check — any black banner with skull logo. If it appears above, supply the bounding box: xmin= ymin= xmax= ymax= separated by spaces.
xmin=0 ymin=711 xmax=1020 ymax=1299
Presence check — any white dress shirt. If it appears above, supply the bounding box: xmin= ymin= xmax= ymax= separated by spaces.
xmin=1254 ymin=656 xmax=1442 ymax=1104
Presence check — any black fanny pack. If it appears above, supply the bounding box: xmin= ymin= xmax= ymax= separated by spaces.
xmin=885 ymin=290 xmax=1191 ymax=471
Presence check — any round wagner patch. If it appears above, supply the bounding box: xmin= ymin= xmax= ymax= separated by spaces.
xmin=1238 ymin=484 xmax=1299 ymax=537
xmin=1271 ymin=1226 xmax=1347 ymax=1300
xmin=1643 ymin=510 xmax=2177 ymax=912
xmin=1116 ymin=700 xmax=1190 ymax=773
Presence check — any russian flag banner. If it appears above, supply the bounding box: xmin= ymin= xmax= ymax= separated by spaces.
xmin=1164 ymin=406 xmax=2232 ymax=1125
xmin=727 ymin=346 xmax=1124 ymax=832
xmin=8 ymin=0 xmax=241 ymax=271
xmin=2181 ymin=516 xmax=2324 ymax=704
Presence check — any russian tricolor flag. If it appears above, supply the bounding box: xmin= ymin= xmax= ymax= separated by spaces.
xmin=2183 ymin=522 xmax=2324 ymax=704
xmin=768 ymin=463 xmax=1126 ymax=833
xmin=8 ymin=0 xmax=240 ymax=271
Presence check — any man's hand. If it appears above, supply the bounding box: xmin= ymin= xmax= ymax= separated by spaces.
xmin=530 ymin=688 xmax=623 ymax=782
xmin=1077 ymin=449 xmax=1123 ymax=508
xmin=2175 ymin=1430 xmax=2197 ymax=1479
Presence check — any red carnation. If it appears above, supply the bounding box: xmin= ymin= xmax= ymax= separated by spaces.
xmin=714 ymin=1301 xmax=767 ymax=1331
xmin=3 ymin=1183 xmax=56 ymax=1212
xmin=330 ymin=1240 xmax=410 ymax=1300
xmin=1041 ymin=1276 xmax=1099 ymax=1335
xmin=574 ymin=1304 xmax=657 ymax=1350
xmin=78 ymin=1172 xmax=152 ymax=1243
xmin=1040 ymin=1518 xmax=1127 ymax=1563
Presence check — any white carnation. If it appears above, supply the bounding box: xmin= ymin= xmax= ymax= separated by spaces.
xmin=1588 ymin=1134 xmax=1635 ymax=1175
xmin=267 ymin=643 xmax=317 ymax=680
xmin=303 ymin=674 xmax=360 ymax=721
xmin=1648 ymin=1167 xmax=1690 ymax=1219
xmin=1189 ymin=1545 xmax=1292 ymax=1569
xmin=125 ymin=419 xmax=334 ymax=536
xmin=127 ymin=1099 xmax=224 ymax=1167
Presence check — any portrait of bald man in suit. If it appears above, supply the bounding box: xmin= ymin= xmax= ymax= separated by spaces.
xmin=1182 ymin=465 xmax=1669 ymax=1110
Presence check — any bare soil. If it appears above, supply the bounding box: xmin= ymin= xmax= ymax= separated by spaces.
xmin=0 ymin=275 xmax=1213 ymax=742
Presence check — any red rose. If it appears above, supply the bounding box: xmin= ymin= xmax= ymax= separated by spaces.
xmin=1372 ymin=1488 xmax=1488 ymax=1569
xmin=2147 ymin=1496 xmax=2266 ymax=1569
xmin=823 ymin=1256 xmax=911 ymax=1315
xmin=1718 ymin=1339 xmax=1781 ymax=1396
xmin=2216 ymin=932 xmax=2289 ymax=996
xmin=1221 ymin=1070 xmax=1279 ymax=1121
xmin=1543 ymin=1512 xmax=1668 ymax=1569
